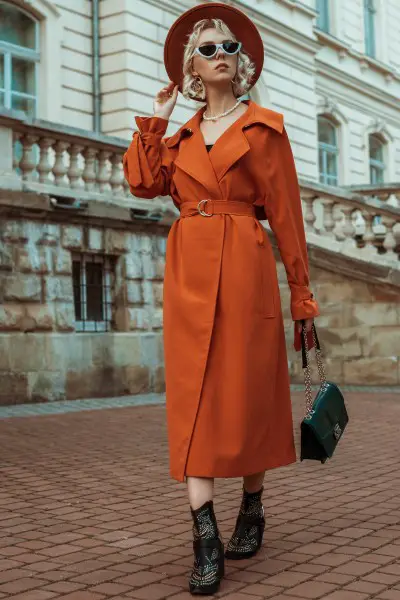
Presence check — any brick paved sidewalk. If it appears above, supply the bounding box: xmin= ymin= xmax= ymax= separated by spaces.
xmin=0 ymin=392 xmax=399 ymax=600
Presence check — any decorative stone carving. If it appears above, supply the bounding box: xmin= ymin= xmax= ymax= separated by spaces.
xmin=37 ymin=137 xmax=55 ymax=184
xmin=83 ymin=147 xmax=98 ymax=191
xmin=110 ymin=153 xmax=124 ymax=195
xmin=97 ymin=150 xmax=112 ymax=193
xmin=53 ymin=140 xmax=70 ymax=186
xmin=20 ymin=134 xmax=39 ymax=181
xmin=68 ymin=144 xmax=84 ymax=189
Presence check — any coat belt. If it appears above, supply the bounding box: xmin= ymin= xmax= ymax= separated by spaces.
xmin=179 ymin=199 xmax=265 ymax=246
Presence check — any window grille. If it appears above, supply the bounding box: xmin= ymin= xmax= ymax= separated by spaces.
xmin=0 ymin=1 xmax=39 ymax=116
xmin=72 ymin=254 xmax=114 ymax=333
xmin=316 ymin=0 xmax=330 ymax=33
xmin=318 ymin=117 xmax=339 ymax=186
xmin=364 ymin=0 xmax=376 ymax=58
xmin=369 ymin=134 xmax=385 ymax=184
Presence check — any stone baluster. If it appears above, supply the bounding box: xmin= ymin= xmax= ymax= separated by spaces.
xmin=110 ymin=153 xmax=124 ymax=196
xmin=68 ymin=144 xmax=84 ymax=189
xmin=302 ymin=193 xmax=317 ymax=233
xmin=123 ymin=177 xmax=131 ymax=197
xmin=381 ymin=216 xmax=398 ymax=260
xmin=37 ymin=137 xmax=55 ymax=184
xmin=53 ymin=140 xmax=70 ymax=186
xmin=340 ymin=204 xmax=356 ymax=247
xmin=376 ymin=192 xmax=390 ymax=202
xmin=332 ymin=205 xmax=345 ymax=241
xmin=361 ymin=210 xmax=377 ymax=253
xmin=12 ymin=131 xmax=23 ymax=172
xmin=83 ymin=147 xmax=98 ymax=191
xmin=97 ymin=150 xmax=112 ymax=193
xmin=320 ymin=198 xmax=336 ymax=237
xmin=20 ymin=134 xmax=39 ymax=181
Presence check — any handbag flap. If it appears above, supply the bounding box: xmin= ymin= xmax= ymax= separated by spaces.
xmin=304 ymin=381 xmax=349 ymax=458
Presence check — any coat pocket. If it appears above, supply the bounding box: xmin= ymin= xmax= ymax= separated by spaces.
xmin=258 ymin=245 xmax=276 ymax=319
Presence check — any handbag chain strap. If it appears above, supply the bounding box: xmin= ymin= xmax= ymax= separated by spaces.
xmin=302 ymin=323 xmax=327 ymax=417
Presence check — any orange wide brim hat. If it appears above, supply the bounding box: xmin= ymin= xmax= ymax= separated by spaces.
xmin=163 ymin=2 xmax=264 ymax=94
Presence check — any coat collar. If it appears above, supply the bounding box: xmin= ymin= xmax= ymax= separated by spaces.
xmin=165 ymin=100 xmax=283 ymax=195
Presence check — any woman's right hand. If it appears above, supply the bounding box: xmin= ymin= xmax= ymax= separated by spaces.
xmin=153 ymin=82 xmax=179 ymax=121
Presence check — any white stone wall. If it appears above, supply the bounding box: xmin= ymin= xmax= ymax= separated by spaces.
xmin=55 ymin=0 xmax=94 ymax=130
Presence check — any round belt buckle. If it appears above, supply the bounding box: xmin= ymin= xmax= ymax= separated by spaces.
xmin=197 ymin=199 xmax=212 ymax=217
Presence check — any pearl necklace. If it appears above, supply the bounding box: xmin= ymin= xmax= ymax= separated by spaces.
xmin=203 ymin=99 xmax=242 ymax=121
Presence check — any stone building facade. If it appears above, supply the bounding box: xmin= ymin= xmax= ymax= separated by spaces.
xmin=0 ymin=0 xmax=399 ymax=404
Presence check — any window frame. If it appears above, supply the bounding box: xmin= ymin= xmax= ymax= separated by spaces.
xmin=0 ymin=1 xmax=40 ymax=116
xmin=72 ymin=254 xmax=114 ymax=333
xmin=364 ymin=0 xmax=376 ymax=58
xmin=368 ymin=134 xmax=385 ymax=184
xmin=316 ymin=0 xmax=330 ymax=33
xmin=318 ymin=116 xmax=339 ymax=186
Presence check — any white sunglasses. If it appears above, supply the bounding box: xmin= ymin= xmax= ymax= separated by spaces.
xmin=193 ymin=41 xmax=242 ymax=60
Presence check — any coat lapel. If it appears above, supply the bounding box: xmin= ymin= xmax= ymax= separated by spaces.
xmin=166 ymin=110 xmax=222 ymax=198
xmin=165 ymin=100 xmax=284 ymax=195
xmin=210 ymin=124 xmax=250 ymax=183
xmin=210 ymin=101 xmax=284 ymax=183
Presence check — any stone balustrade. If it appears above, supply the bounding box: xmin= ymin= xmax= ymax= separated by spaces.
xmin=0 ymin=109 xmax=132 ymax=201
xmin=346 ymin=183 xmax=400 ymax=204
xmin=0 ymin=109 xmax=399 ymax=265
xmin=297 ymin=180 xmax=400 ymax=265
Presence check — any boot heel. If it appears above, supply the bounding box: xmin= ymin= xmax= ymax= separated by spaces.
xmin=219 ymin=542 xmax=225 ymax=577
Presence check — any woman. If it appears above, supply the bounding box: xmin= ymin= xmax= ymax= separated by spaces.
xmin=123 ymin=2 xmax=319 ymax=595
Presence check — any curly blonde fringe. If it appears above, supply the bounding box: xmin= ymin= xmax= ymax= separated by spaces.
xmin=182 ymin=18 xmax=256 ymax=102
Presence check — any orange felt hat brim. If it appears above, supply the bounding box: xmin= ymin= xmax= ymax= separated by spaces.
xmin=163 ymin=2 xmax=264 ymax=94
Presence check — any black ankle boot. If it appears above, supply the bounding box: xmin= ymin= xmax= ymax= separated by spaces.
xmin=225 ymin=486 xmax=265 ymax=560
xmin=189 ymin=500 xmax=224 ymax=595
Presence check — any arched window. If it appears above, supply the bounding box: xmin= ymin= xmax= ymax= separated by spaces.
xmin=369 ymin=134 xmax=385 ymax=184
xmin=316 ymin=0 xmax=330 ymax=33
xmin=0 ymin=1 xmax=39 ymax=115
xmin=364 ymin=0 xmax=376 ymax=58
xmin=318 ymin=117 xmax=339 ymax=186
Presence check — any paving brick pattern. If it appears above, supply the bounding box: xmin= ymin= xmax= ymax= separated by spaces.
xmin=0 ymin=391 xmax=399 ymax=599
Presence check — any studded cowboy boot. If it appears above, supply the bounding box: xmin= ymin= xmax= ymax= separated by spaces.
xmin=225 ymin=486 xmax=265 ymax=560
xmin=189 ymin=500 xmax=225 ymax=595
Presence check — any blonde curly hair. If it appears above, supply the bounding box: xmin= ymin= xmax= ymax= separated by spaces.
xmin=182 ymin=18 xmax=256 ymax=102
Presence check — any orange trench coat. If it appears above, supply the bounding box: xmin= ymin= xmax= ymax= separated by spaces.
xmin=123 ymin=100 xmax=319 ymax=483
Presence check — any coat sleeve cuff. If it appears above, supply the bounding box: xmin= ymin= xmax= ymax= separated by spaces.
xmin=134 ymin=116 xmax=169 ymax=146
xmin=290 ymin=286 xmax=320 ymax=321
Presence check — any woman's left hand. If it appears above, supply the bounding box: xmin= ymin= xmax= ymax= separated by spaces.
xmin=295 ymin=318 xmax=314 ymax=334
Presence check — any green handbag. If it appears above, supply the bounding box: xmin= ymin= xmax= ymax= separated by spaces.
xmin=300 ymin=323 xmax=349 ymax=463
